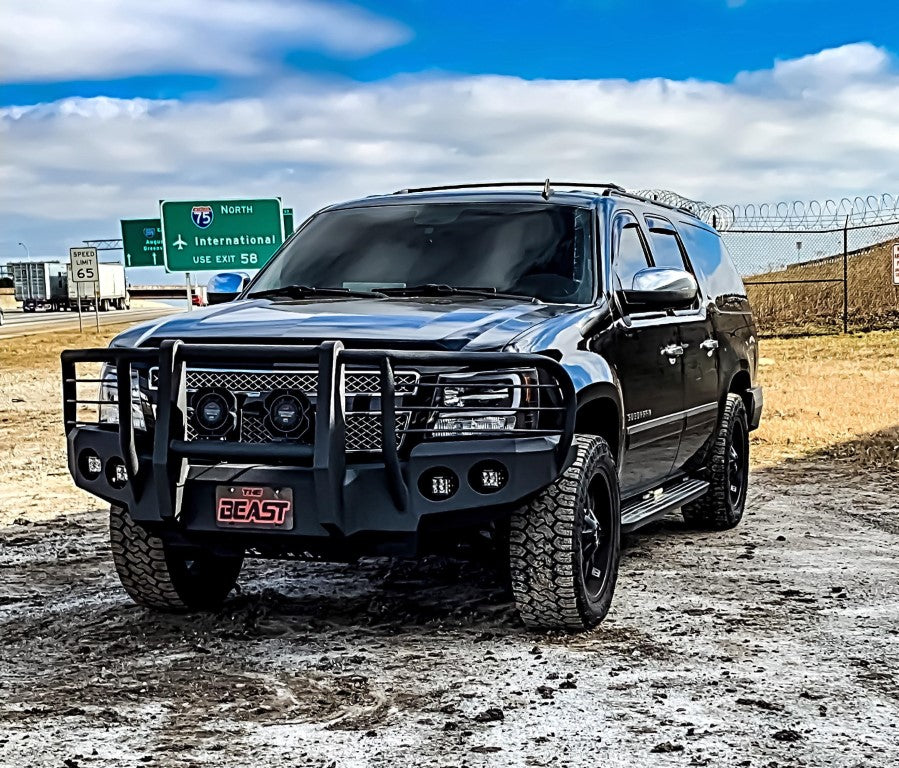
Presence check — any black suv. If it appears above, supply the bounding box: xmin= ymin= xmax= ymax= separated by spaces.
xmin=62 ymin=182 xmax=762 ymax=632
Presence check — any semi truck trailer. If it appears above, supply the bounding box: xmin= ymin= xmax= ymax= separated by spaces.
xmin=67 ymin=263 xmax=129 ymax=311
xmin=9 ymin=261 xmax=69 ymax=312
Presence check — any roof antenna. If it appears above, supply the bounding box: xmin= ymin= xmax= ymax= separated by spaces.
xmin=541 ymin=178 xmax=553 ymax=200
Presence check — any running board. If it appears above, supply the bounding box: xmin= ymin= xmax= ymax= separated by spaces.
xmin=620 ymin=478 xmax=709 ymax=533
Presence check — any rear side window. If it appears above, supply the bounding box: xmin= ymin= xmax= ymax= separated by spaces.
xmin=677 ymin=221 xmax=748 ymax=307
xmin=645 ymin=215 xmax=688 ymax=270
xmin=612 ymin=214 xmax=651 ymax=289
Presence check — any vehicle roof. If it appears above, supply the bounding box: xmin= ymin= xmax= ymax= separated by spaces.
xmin=319 ymin=185 xmax=712 ymax=231
xmin=324 ymin=188 xmax=605 ymax=210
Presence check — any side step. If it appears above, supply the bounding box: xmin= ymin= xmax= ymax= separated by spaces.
xmin=620 ymin=478 xmax=710 ymax=533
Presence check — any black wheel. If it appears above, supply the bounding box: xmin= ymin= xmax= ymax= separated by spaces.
xmin=683 ymin=393 xmax=750 ymax=530
xmin=508 ymin=435 xmax=621 ymax=632
xmin=23 ymin=299 xmax=35 ymax=313
xmin=109 ymin=505 xmax=242 ymax=611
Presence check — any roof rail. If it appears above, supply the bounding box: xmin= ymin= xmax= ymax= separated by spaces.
xmin=392 ymin=180 xmax=626 ymax=195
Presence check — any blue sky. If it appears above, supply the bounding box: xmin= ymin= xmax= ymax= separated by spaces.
xmin=1 ymin=0 xmax=897 ymax=274
xmin=3 ymin=0 xmax=896 ymax=104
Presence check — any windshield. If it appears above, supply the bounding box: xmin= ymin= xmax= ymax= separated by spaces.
xmin=248 ymin=202 xmax=595 ymax=304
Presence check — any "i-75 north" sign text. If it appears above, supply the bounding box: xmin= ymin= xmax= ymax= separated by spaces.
xmin=160 ymin=198 xmax=284 ymax=272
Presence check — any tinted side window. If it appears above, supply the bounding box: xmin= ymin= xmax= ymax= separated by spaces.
xmin=677 ymin=221 xmax=748 ymax=309
xmin=645 ymin=215 xmax=688 ymax=270
xmin=613 ymin=214 xmax=651 ymax=289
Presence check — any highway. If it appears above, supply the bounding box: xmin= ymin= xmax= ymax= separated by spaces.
xmin=0 ymin=306 xmax=180 ymax=340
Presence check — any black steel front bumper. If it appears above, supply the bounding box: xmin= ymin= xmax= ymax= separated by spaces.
xmin=62 ymin=341 xmax=576 ymax=555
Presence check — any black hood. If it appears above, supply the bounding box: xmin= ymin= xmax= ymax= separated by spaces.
xmin=113 ymin=297 xmax=580 ymax=351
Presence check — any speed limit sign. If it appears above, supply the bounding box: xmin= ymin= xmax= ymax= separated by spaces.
xmin=69 ymin=247 xmax=98 ymax=283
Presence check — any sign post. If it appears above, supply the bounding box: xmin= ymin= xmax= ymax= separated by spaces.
xmin=93 ymin=283 xmax=100 ymax=331
xmin=892 ymin=243 xmax=899 ymax=286
xmin=69 ymin=247 xmax=99 ymax=333
xmin=160 ymin=198 xmax=284 ymax=273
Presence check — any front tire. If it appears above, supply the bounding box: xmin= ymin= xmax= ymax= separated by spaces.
xmin=682 ymin=393 xmax=750 ymax=530
xmin=109 ymin=505 xmax=243 ymax=611
xmin=508 ymin=435 xmax=621 ymax=632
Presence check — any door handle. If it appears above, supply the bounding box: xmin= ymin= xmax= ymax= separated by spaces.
xmin=700 ymin=339 xmax=719 ymax=356
xmin=660 ymin=344 xmax=685 ymax=359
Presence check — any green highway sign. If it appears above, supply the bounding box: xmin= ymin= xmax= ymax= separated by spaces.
xmin=121 ymin=218 xmax=163 ymax=267
xmin=283 ymin=207 xmax=295 ymax=236
xmin=160 ymin=198 xmax=284 ymax=272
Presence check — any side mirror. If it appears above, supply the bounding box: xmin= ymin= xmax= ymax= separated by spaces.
xmin=206 ymin=272 xmax=249 ymax=305
xmin=620 ymin=267 xmax=698 ymax=311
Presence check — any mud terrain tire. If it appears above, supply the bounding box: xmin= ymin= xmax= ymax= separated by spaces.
xmin=509 ymin=435 xmax=621 ymax=632
xmin=682 ymin=393 xmax=749 ymax=530
xmin=110 ymin=505 xmax=243 ymax=611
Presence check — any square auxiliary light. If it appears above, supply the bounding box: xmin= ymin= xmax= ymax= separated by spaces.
xmin=468 ymin=460 xmax=509 ymax=494
xmin=431 ymin=476 xmax=455 ymax=497
xmin=480 ymin=468 xmax=504 ymax=489
xmin=418 ymin=466 xmax=459 ymax=501
xmin=87 ymin=455 xmax=103 ymax=476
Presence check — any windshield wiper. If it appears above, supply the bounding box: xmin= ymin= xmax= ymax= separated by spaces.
xmin=377 ymin=284 xmax=538 ymax=303
xmin=247 ymin=284 xmax=386 ymax=300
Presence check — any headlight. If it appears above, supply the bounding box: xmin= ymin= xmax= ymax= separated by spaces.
xmin=99 ymin=363 xmax=147 ymax=431
xmin=431 ymin=370 xmax=536 ymax=438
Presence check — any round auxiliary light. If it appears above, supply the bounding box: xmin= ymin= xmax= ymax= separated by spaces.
xmin=194 ymin=391 xmax=231 ymax=432
xmin=418 ymin=467 xmax=459 ymax=502
xmin=269 ymin=394 xmax=303 ymax=432
xmin=468 ymin=460 xmax=509 ymax=494
xmin=265 ymin=392 xmax=311 ymax=436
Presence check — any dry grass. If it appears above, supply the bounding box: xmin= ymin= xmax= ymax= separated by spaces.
xmin=747 ymin=239 xmax=899 ymax=335
xmin=752 ymin=330 xmax=899 ymax=469
xmin=0 ymin=324 xmax=133 ymax=374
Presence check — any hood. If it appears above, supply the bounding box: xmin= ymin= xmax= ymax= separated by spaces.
xmin=111 ymin=297 xmax=580 ymax=351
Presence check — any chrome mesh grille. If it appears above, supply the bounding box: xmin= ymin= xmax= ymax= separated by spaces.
xmin=182 ymin=367 xmax=417 ymax=452
xmin=186 ymin=412 xmax=411 ymax=451
xmin=345 ymin=413 xmax=411 ymax=452
xmin=185 ymin=368 xmax=418 ymax=395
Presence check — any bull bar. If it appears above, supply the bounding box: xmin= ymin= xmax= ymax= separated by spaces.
xmin=62 ymin=340 xmax=577 ymax=548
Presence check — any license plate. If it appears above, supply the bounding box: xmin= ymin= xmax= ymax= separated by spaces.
xmin=215 ymin=485 xmax=294 ymax=529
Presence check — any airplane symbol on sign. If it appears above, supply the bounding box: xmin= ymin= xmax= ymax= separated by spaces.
xmin=173 ymin=234 xmax=187 ymax=250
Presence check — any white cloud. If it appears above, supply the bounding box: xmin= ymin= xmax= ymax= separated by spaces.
xmin=0 ymin=0 xmax=410 ymax=82
xmin=1 ymin=43 xmax=897 ymax=260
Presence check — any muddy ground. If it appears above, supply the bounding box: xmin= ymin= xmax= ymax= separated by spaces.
xmin=1 ymin=331 xmax=898 ymax=766
xmin=2 ymin=459 xmax=897 ymax=767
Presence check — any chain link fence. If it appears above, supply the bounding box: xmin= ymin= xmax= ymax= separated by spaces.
xmin=637 ymin=192 xmax=899 ymax=335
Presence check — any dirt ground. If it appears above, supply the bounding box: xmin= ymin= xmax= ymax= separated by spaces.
xmin=1 ymin=328 xmax=897 ymax=767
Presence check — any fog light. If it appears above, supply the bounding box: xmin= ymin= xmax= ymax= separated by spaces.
xmin=418 ymin=467 xmax=459 ymax=501
xmin=105 ymin=457 xmax=128 ymax=489
xmin=78 ymin=449 xmax=102 ymax=480
xmin=469 ymin=460 xmax=508 ymax=494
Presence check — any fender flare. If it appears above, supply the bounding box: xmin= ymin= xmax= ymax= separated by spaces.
xmin=558 ymin=351 xmax=626 ymax=468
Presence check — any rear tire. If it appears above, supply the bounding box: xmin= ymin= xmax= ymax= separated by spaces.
xmin=109 ymin=505 xmax=243 ymax=611
xmin=682 ymin=394 xmax=749 ymax=530
xmin=508 ymin=435 xmax=621 ymax=632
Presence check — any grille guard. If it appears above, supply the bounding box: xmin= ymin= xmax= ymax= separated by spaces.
xmin=62 ymin=340 xmax=577 ymax=521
